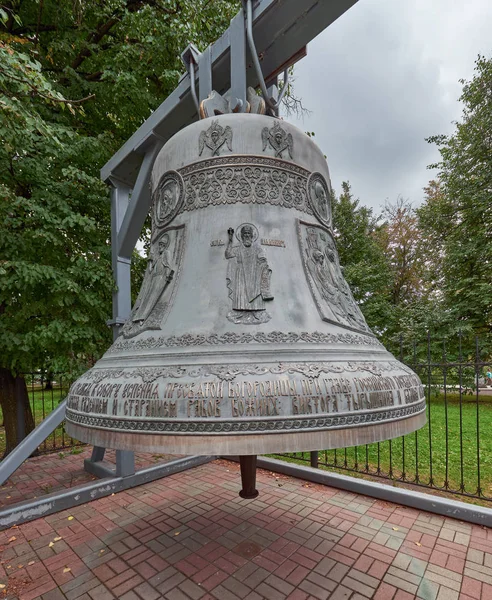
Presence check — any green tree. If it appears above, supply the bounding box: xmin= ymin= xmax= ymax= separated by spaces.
xmin=0 ymin=43 xmax=113 ymax=455
xmin=331 ymin=182 xmax=393 ymax=339
xmin=418 ymin=56 xmax=492 ymax=342
xmin=0 ymin=0 xmax=239 ymax=455
xmin=372 ymin=197 xmax=440 ymax=351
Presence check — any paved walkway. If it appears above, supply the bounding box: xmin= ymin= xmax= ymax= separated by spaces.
xmin=0 ymin=448 xmax=179 ymax=509
xmin=1 ymin=458 xmax=491 ymax=600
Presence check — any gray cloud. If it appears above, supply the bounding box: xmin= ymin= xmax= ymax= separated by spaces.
xmin=285 ymin=0 xmax=492 ymax=211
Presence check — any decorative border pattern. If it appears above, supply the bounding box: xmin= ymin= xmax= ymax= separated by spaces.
xmin=66 ymin=399 xmax=426 ymax=435
xmin=108 ymin=330 xmax=382 ymax=353
xmin=77 ymin=360 xmax=413 ymax=385
xmin=176 ymin=155 xmax=312 ymax=216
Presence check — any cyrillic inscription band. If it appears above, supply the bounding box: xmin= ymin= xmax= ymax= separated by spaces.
xmin=66 ymin=369 xmax=425 ymax=435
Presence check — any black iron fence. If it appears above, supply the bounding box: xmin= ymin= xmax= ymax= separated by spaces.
xmin=276 ymin=333 xmax=492 ymax=502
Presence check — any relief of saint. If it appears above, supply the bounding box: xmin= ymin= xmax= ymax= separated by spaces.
xmin=303 ymin=225 xmax=369 ymax=333
xmin=121 ymin=228 xmax=184 ymax=339
xmin=322 ymin=234 xmax=367 ymax=331
xmin=133 ymin=234 xmax=174 ymax=323
xmin=152 ymin=171 xmax=184 ymax=229
xmin=225 ymin=224 xmax=273 ymax=324
xmin=308 ymin=173 xmax=332 ymax=228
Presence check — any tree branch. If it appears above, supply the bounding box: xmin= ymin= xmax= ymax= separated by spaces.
xmin=0 ymin=68 xmax=95 ymax=104
xmin=70 ymin=0 xmax=182 ymax=71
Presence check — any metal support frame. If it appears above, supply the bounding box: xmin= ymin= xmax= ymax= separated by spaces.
xmin=0 ymin=455 xmax=216 ymax=530
xmin=2 ymin=0 xmax=488 ymax=528
xmin=0 ymin=400 xmax=67 ymax=486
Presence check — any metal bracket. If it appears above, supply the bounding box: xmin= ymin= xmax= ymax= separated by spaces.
xmin=244 ymin=0 xmax=289 ymax=115
xmin=181 ymin=43 xmax=202 ymax=116
xmin=84 ymin=447 xmax=135 ymax=478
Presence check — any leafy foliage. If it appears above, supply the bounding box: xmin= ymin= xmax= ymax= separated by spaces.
xmin=0 ymin=44 xmax=113 ymax=373
xmin=418 ymin=56 xmax=492 ymax=344
xmin=331 ymin=182 xmax=393 ymax=339
xmin=333 ymin=57 xmax=492 ymax=356
xmin=0 ymin=0 xmax=239 ymax=374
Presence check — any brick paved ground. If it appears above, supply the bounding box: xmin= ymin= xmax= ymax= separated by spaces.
xmin=0 ymin=449 xmax=180 ymax=508
xmin=1 ymin=458 xmax=492 ymax=599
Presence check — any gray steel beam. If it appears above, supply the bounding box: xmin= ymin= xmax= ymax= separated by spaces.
xmin=101 ymin=0 xmax=359 ymax=187
xmin=0 ymin=400 xmax=67 ymax=486
xmin=230 ymin=10 xmax=247 ymax=112
xmin=199 ymin=46 xmax=213 ymax=102
xmin=91 ymin=446 xmax=106 ymax=462
xmin=0 ymin=455 xmax=216 ymax=530
xmin=107 ymin=180 xmax=132 ymax=336
xmin=247 ymin=457 xmax=492 ymax=528
xmin=84 ymin=458 xmax=115 ymax=479
xmin=117 ymin=142 xmax=163 ymax=259
xmin=116 ymin=450 xmax=135 ymax=477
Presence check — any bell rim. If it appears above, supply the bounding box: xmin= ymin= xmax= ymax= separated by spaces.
xmin=66 ymin=408 xmax=426 ymax=456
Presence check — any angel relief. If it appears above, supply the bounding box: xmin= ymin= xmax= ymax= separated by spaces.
xmin=120 ymin=227 xmax=185 ymax=339
xmin=261 ymin=121 xmax=293 ymax=159
xmin=198 ymin=120 xmax=233 ymax=157
xmin=299 ymin=222 xmax=370 ymax=334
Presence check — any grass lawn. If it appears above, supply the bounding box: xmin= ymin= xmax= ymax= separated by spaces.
xmin=274 ymin=392 xmax=492 ymax=500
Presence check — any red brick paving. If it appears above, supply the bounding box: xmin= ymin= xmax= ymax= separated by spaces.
xmin=1 ymin=458 xmax=492 ymax=598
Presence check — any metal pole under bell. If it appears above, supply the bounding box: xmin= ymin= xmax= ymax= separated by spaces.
xmin=239 ymin=455 xmax=259 ymax=499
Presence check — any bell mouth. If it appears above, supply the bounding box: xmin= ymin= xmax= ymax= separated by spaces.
xmin=66 ymin=407 xmax=425 ymax=456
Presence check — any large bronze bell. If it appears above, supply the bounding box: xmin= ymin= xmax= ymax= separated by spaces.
xmin=66 ymin=114 xmax=426 ymax=498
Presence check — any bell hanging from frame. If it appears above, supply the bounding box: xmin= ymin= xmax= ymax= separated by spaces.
xmin=65 ymin=111 xmax=426 ymax=498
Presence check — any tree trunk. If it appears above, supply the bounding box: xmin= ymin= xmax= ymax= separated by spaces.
xmin=0 ymin=368 xmax=37 ymax=458
xmin=44 ymin=371 xmax=54 ymax=391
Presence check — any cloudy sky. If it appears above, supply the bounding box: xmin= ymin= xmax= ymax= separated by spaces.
xmin=284 ymin=0 xmax=492 ymax=212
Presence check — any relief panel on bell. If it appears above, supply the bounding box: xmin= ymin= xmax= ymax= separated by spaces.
xmin=225 ymin=223 xmax=273 ymax=325
xmin=297 ymin=220 xmax=372 ymax=335
xmin=261 ymin=121 xmax=293 ymax=159
xmin=199 ymin=119 xmax=233 ymax=156
xmin=308 ymin=172 xmax=332 ymax=229
xmin=121 ymin=225 xmax=186 ymax=339
xmin=152 ymin=170 xmax=185 ymax=229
